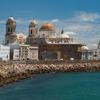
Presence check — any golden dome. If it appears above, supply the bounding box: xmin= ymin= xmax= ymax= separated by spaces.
xmin=40 ymin=23 xmax=55 ymax=31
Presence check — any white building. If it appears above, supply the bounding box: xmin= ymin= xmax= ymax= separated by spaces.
xmin=28 ymin=46 xmax=38 ymax=60
xmin=82 ymin=42 xmax=100 ymax=60
xmin=91 ymin=49 xmax=100 ymax=60
xmin=81 ymin=50 xmax=93 ymax=60
xmin=13 ymin=49 xmax=19 ymax=60
xmin=19 ymin=44 xmax=39 ymax=61
xmin=89 ymin=42 xmax=100 ymax=60
xmin=81 ymin=46 xmax=93 ymax=60
xmin=0 ymin=45 xmax=10 ymax=61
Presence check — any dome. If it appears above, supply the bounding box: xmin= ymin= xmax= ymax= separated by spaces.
xmin=7 ymin=17 xmax=16 ymax=25
xmin=8 ymin=17 xmax=15 ymax=22
xmin=17 ymin=33 xmax=26 ymax=39
xmin=40 ymin=23 xmax=55 ymax=31
xmin=16 ymin=33 xmax=26 ymax=44
xmin=81 ymin=46 xmax=89 ymax=51
xmin=29 ymin=20 xmax=37 ymax=27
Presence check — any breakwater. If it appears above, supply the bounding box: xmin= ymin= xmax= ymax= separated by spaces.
xmin=0 ymin=60 xmax=100 ymax=86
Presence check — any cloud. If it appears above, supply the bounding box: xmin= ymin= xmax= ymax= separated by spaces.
xmin=16 ymin=19 xmax=29 ymax=25
xmin=51 ymin=12 xmax=100 ymax=49
xmin=76 ymin=12 xmax=100 ymax=22
xmin=51 ymin=19 xmax=59 ymax=23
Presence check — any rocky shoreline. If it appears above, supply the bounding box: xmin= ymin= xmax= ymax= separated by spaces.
xmin=0 ymin=60 xmax=100 ymax=86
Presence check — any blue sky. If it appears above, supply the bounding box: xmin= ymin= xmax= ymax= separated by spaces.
xmin=0 ymin=0 xmax=100 ymax=48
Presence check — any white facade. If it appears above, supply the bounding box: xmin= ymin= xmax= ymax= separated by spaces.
xmin=19 ymin=44 xmax=29 ymax=60
xmin=82 ymin=49 xmax=100 ymax=60
xmin=81 ymin=50 xmax=93 ymax=60
xmin=92 ymin=49 xmax=100 ymax=60
xmin=28 ymin=46 xmax=38 ymax=60
xmin=0 ymin=45 xmax=10 ymax=61
xmin=13 ymin=49 xmax=19 ymax=60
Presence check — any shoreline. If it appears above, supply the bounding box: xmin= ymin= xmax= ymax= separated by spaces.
xmin=0 ymin=60 xmax=100 ymax=86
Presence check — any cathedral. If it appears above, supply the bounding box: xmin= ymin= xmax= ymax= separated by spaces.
xmin=5 ymin=17 xmax=86 ymax=61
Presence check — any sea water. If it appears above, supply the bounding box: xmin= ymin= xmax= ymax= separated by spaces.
xmin=0 ymin=72 xmax=100 ymax=100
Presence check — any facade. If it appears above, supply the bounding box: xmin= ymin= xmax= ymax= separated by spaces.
xmin=81 ymin=42 xmax=100 ymax=60
xmin=5 ymin=17 xmax=86 ymax=61
xmin=28 ymin=46 xmax=38 ymax=60
xmin=19 ymin=44 xmax=30 ymax=60
xmin=0 ymin=45 xmax=10 ymax=61
xmin=91 ymin=49 xmax=100 ymax=60
xmin=81 ymin=50 xmax=93 ymax=60
xmin=19 ymin=45 xmax=38 ymax=61
xmin=81 ymin=46 xmax=92 ymax=60
xmin=39 ymin=44 xmax=83 ymax=60
xmin=13 ymin=49 xmax=20 ymax=60
xmin=91 ymin=42 xmax=100 ymax=60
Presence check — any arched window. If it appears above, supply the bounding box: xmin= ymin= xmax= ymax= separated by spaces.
xmin=10 ymin=28 xmax=12 ymax=32
xmin=8 ymin=28 xmax=10 ymax=32
xmin=31 ymin=30 xmax=32 ymax=34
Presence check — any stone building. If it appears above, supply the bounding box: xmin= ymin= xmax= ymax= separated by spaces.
xmin=81 ymin=46 xmax=93 ymax=60
xmin=26 ymin=21 xmax=84 ymax=60
xmin=5 ymin=17 xmax=85 ymax=61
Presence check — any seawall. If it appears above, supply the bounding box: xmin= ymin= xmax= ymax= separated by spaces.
xmin=0 ymin=60 xmax=100 ymax=86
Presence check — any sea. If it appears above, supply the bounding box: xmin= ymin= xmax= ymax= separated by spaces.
xmin=0 ymin=72 xmax=100 ymax=100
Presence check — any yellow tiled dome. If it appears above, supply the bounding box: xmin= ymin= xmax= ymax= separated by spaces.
xmin=40 ymin=23 xmax=55 ymax=31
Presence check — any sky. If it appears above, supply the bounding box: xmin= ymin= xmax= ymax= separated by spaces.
xmin=0 ymin=0 xmax=100 ymax=48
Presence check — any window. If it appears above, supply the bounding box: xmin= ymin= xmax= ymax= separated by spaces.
xmin=7 ymin=40 xmax=9 ymax=43
xmin=31 ymin=30 xmax=32 ymax=34
xmin=11 ymin=28 xmax=12 ymax=32
xmin=95 ymin=51 xmax=97 ymax=54
xmin=8 ymin=28 xmax=10 ymax=32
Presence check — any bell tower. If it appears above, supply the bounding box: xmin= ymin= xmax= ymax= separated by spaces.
xmin=26 ymin=20 xmax=38 ymax=45
xmin=29 ymin=20 xmax=37 ymax=37
xmin=5 ymin=17 xmax=17 ymax=44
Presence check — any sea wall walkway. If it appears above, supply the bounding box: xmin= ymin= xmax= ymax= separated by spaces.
xmin=0 ymin=60 xmax=100 ymax=86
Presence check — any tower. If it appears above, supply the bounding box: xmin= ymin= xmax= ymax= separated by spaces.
xmin=26 ymin=20 xmax=38 ymax=45
xmin=5 ymin=17 xmax=17 ymax=44
xmin=29 ymin=20 xmax=37 ymax=37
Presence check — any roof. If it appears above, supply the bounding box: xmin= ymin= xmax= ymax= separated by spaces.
xmin=40 ymin=23 xmax=55 ymax=31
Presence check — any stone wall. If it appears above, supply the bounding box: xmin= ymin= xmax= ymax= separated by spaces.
xmin=0 ymin=60 xmax=100 ymax=86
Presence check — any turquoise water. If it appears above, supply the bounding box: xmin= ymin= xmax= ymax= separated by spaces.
xmin=0 ymin=73 xmax=100 ymax=100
